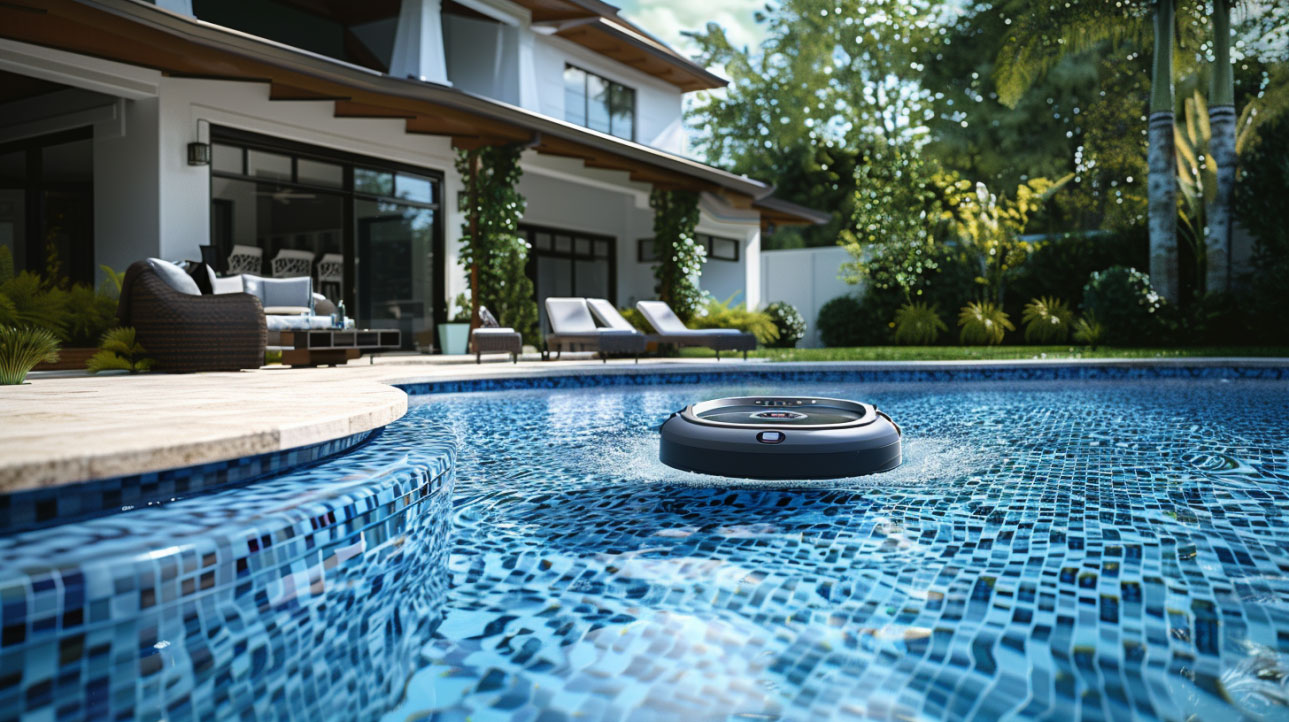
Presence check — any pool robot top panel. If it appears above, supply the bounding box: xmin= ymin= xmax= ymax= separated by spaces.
xmin=660 ymin=396 xmax=902 ymax=480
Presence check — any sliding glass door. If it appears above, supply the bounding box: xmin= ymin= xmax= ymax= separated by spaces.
xmin=521 ymin=225 xmax=615 ymax=334
xmin=210 ymin=129 xmax=443 ymax=350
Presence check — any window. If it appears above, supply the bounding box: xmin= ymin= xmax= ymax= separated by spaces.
xmin=637 ymin=234 xmax=739 ymax=263
xmin=563 ymin=65 xmax=635 ymax=141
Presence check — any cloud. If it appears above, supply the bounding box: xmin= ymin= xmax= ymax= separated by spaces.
xmin=614 ymin=0 xmax=766 ymax=57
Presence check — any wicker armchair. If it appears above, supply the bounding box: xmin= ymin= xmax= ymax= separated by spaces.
xmin=117 ymin=261 xmax=267 ymax=372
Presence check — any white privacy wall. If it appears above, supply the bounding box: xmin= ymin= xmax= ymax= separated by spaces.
xmin=760 ymin=246 xmax=858 ymax=348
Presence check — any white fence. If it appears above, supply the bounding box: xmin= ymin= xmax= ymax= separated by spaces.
xmin=759 ymin=246 xmax=859 ymax=348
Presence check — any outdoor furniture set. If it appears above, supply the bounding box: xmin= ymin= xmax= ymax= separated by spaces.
xmin=541 ymin=297 xmax=757 ymax=362
xmin=117 ymin=258 xmax=399 ymax=372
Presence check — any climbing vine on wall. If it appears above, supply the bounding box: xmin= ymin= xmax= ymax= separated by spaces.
xmin=455 ymin=144 xmax=539 ymax=344
xmin=649 ymin=189 xmax=704 ymax=321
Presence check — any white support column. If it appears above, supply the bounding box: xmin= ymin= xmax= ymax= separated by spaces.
xmin=390 ymin=0 xmax=451 ymax=85
xmin=516 ymin=27 xmax=540 ymax=111
xmin=743 ymin=226 xmax=763 ymax=309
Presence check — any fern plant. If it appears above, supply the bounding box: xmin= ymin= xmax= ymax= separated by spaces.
xmin=893 ymin=302 xmax=947 ymax=345
xmin=1072 ymin=315 xmax=1105 ymax=348
xmin=957 ymin=301 xmax=1014 ymax=345
xmin=690 ymin=294 xmax=779 ymax=345
xmin=0 ymin=272 xmax=68 ymax=336
xmin=1021 ymin=296 xmax=1073 ymax=344
xmin=87 ymin=327 xmax=154 ymax=374
xmin=0 ymin=325 xmax=60 ymax=384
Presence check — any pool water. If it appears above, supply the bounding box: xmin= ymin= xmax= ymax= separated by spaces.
xmin=384 ymin=377 xmax=1289 ymax=722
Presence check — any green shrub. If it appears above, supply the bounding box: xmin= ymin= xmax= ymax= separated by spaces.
xmin=957 ymin=301 xmax=1014 ymax=345
xmin=617 ymin=306 xmax=652 ymax=333
xmin=1081 ymin=266 xmax=1165 ymax=346
xmin=87 ymin=327 xmax=153 ymax=374
xmin=1235 ymin=111 xmax=1289 ymax=344
xmin=1007 ymin=229 xmax=1149 ymax=317
xmin=64 ymin=283 xmax=120 ymax=348
xmin=763 ymin=301 xmax=806 ymax=348
xmin=817 ymin=295 xmax=868 ymax=347
xmin=893 ymin=302 xmax=947 ymax=345
xmin=1021 ymin=297 xmax=1073 ymax=344
xmin=691 ymin=295 xmax=778 ymax=345
xmin=1072 ymin=315 xmax=1104 ymax=348
xmin=0 ymin=325 xmax=60 ymax=384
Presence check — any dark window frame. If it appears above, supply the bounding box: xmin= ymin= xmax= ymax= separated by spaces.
xmin=0 ymin=127 xmax=95 ymax=286
xmin=563 ymin=63 xmax=636 ymax=142
xmin=209 ymin=127 xmax=446 ymax=326
xmin=520 ymin=222 xmax=617 ymax=305
xmin=636 ymin=233 xmax=740 ymax=264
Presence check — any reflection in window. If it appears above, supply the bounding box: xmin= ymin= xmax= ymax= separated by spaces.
xmin=355 ymin=168 xmax=393 ymax=195
xmin=563 ymin=64 xmax=635 ymax=141
xmin=247 ymin=150 xmax=291 ymax=180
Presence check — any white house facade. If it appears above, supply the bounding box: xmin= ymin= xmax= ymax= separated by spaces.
xmin=0 ymin=0 xmax=826 ymax=350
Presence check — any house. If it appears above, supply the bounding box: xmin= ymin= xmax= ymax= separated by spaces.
xmin=0 ymin=0 xmax=827 ymax=349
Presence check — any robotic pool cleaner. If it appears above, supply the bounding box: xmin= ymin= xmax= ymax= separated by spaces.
xmin=659 ymin=396 xmax=902 ymax=480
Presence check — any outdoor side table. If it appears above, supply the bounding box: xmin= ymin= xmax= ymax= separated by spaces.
xmin=279 ymin=329 xmax=402 ymax=367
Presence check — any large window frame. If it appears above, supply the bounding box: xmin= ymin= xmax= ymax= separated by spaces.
xmin=208 ymin=127 xmax=447 ymax=326
xmin=0 ymin=127 xmax=95 ymax=285
xmin=563 ymin=64 xmax=636 ymax=141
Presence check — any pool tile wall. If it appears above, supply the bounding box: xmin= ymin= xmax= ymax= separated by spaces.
xmin=0 ymin=422 xmax=457 ymax=721
xmin=0 ymin=430 xmax=379 ymax=535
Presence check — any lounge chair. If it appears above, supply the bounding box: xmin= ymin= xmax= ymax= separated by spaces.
xmin=470 ymin=306 xmax=522 ymax=364
xmin=635 ymin=300 xmax=757 ymax=360
xmin=118 ymin=259 xmax=266 ymax=372
xmin=544 ymin=297 xmax=646 ymax=363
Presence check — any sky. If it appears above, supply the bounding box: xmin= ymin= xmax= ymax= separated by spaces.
xmin=613 ymin=0 xmax=768 ymax=58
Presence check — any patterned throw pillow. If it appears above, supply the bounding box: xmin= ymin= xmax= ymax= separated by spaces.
xmin=478 ymin=306 xmax=501 ymax=328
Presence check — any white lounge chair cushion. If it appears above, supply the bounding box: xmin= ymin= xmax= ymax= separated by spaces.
xmin=473 ymin=327 xmax=519 ymax=336
xmin=636 ymin=300 xmax=693 ymax=334
xmin=586 ymin=298 xmax=638 ymax=332
xmin=545 ymin=297 xmax=599 ymax=334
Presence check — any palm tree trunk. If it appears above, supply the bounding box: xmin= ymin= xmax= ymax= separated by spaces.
xmin=1206 ymin=0 xmax=1236 ymax=295
xmin=1148 ymin=0 xmax=1181 ymax=303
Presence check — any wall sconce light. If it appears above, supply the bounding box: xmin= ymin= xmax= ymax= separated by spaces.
xmin=187 ymin=142 xmax=211 ymax=166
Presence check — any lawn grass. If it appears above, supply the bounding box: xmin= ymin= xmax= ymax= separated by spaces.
xmin=676 ymin=346 xmax=1289 ymax=362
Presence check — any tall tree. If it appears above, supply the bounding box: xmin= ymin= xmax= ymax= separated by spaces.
xmin=686 ymin=0 xmax=942 ymax=248
xmin=1146 ymin=0 xmax=1181 ymax=302
xmin=1204 ymin=0 xmax=1235 ymax=294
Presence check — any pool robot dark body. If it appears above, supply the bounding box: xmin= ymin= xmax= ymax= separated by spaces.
xmin=659 ymin=396 xmax=902 ymax=480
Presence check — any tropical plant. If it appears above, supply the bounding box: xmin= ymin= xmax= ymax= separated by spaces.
xmin=816 ymin=295 xmax=868 ymax=348
xmin=455 ymin=144 xmax=539 ymax=343
xmin=1021 ymin=297 xmax=1074 ymax=344
xmin=1007 ymin=230 xmax=1150 ymax=315
xmin=957 ymin=301 xmax=1014 ymax=345
xmin=0 ymin=272 xmax=68 ymax=335
xmin=941 ymin=174 xmax=1071 ymax=306
xmin=448 ymin=293 xmax=471 ymax=323
xmin=1072 ymin=315 xmax=1105 ymax=348
xmin=617 ymin=306 xmax=652 ymax=334
xmin=691 ymin=294 xmax=779 ymax=346
xmin=0 ymin=325 xmax=60 ymax=384
xmin=1081 ymin=266 xmax=1166 ymax=345
xmin=1234 ymin=112 xmax=1289 ymax=344
xmin=763 ymin=301 xmax=806 ymax=348
xmin=649 ymin=189 xmax=704 ymax=321
xmin=86 ymin=327 xmax=154 ymax=374
xmin=892 ymin=302 xmax=947 ymax=345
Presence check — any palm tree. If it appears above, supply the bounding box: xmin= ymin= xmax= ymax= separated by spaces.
xmin=1146 ymin=0 xmax=1181 ymax=303
xmin=1205 ymin=0 xmax=1235 ymax=295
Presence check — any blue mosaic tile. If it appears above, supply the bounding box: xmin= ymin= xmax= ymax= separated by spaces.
xmin=383 ymin=375 xmax=1289 ymax=721
xmin=397 ymin=362 xmax=1288 ymax=396
xmin=0 ymin=429 xmax=379 ymax=535
xmin=0 ymin=420 xmax=457 ymax=721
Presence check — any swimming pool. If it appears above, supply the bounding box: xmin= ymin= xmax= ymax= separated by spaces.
xmin=3 ymin=368 xmax=1288 ymax=721
xmin=385 ymin=375 xmax=1289 ymax=721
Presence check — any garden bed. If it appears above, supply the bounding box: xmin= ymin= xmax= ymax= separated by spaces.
xmin=678 ymin=346 xmax=1289 ymax=362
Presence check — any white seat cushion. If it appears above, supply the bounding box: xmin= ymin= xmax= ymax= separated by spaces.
xmin=264 ymin=315 xmax=338 ymax=331
xmin=145 ymin=258 xmax=201 ymax=296
xmin=545 ymin=297 xmax=599 ymax=334
xmin=472 ymin=327 xmax=519 ymax=335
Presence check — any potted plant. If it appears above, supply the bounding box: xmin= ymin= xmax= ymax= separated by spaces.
xmin=437 ymin=293 xmax=472 ymax=355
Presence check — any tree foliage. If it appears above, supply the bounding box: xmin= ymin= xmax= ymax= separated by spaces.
xmin=649 ymin=189 xmax=704 ymax=320
xmin=455 ymin=144 xmax=538 ymax=343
